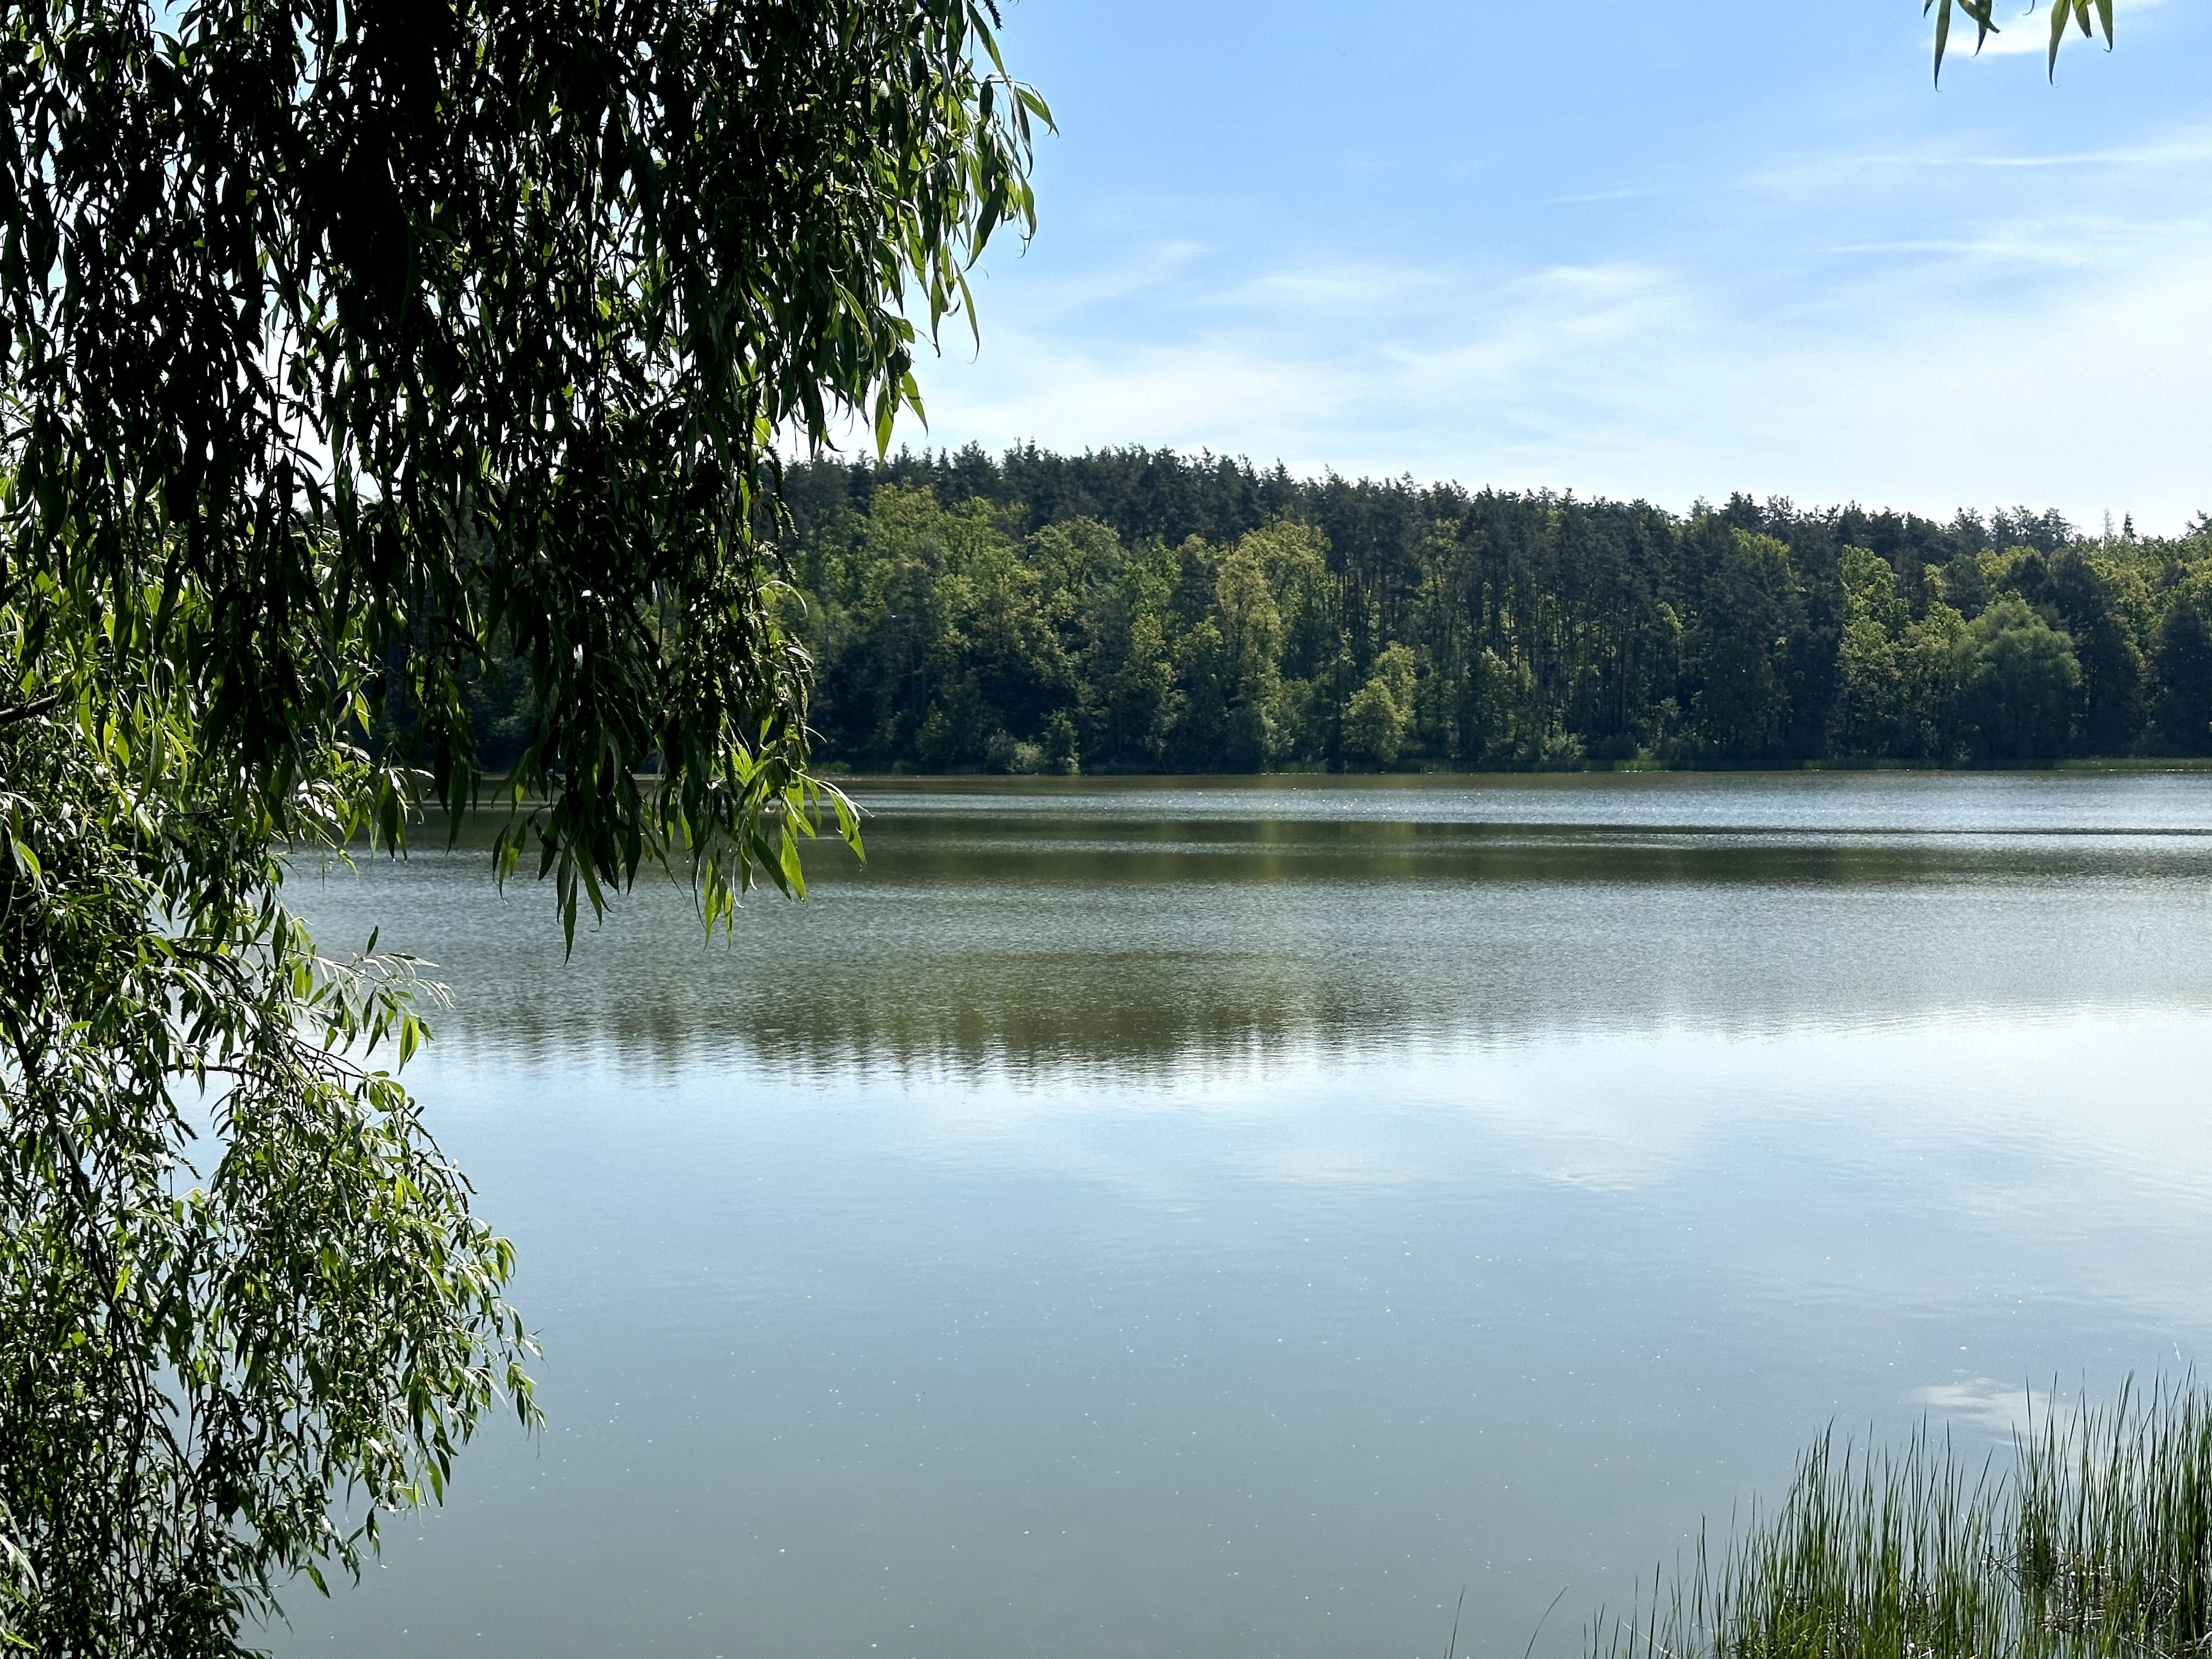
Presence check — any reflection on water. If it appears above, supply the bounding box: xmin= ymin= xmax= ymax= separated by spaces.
xmin=312 ymin=772 xmax=2212 ymax=1074
xmin=273 ymin=774 xmax=2212 ymax=1659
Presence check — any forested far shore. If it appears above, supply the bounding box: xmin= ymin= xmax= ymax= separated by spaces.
xmin=469 ymin=447 xmax=2212 ymax=772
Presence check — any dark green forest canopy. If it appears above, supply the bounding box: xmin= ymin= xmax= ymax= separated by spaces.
xmin=769 ymin=448 xmax=2210 ymax=771
xmin=445 ymin=447 xmax=2211 ymax=773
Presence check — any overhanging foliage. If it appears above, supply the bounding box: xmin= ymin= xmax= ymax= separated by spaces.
xmin=1 ymin=0 xmax=1046 ymax=1646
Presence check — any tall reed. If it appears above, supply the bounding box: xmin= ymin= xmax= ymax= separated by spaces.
xmin=2013 ymin=1379 xmax=2212 ymax=1658
xmin=1587 ymin=1378 xmax=2212 ymax=1659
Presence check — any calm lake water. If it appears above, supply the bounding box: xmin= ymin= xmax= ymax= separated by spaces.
xmin=273 ymin=772 xmax=2212 ymax=1658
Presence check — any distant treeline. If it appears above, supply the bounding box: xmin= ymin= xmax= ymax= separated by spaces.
xmin=465 ymin=447 xmax=2212 ymax=772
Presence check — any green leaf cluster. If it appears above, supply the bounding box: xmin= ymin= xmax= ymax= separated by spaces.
xmin=2 ymin=0 xmax=1046 ymax=940
xmin=1928 ymin=0 xmax=2115 ymax=81
xmin=2 ymin=0 xmax=1044 ymax=1645
xmin=0 ymin=555 xmax=535 ymax=1652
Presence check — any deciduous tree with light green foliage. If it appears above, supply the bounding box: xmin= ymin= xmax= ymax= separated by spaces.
xmin=1343 ymin=644 xmax=1418 ymax=769
xmin=0 ymin=0 xmax=1045 ymax=1648
xmin=1957 ymin=594 xmax=2084 ymax=759
xmin=1829 ymin=546 xmax=1911 ymax=759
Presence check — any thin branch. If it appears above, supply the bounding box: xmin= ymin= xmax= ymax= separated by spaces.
xmin=0 ymin=691 xmax=64 ymax=729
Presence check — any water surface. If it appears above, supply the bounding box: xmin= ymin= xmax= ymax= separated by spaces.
xmin=274 ymin=773 xmax=2212 ymax=1657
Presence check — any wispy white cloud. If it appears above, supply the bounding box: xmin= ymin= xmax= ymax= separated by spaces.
xmin=1380 ymin=262 xmax=1686 ymax=396
xmin=1209 ymin=261 xmax=1449 ymax=312
xmin=913 ymin=330 xmax=1358 ymax=451
xmin=901 ymin=109 xmax=2212 ymax=531
xmin=1747 ymin=135 xmax=2212 ymax=208
xmin=991 ymin=237 xmax=1211 ymax=315
xmin=1554 ymin=184 xmax=1668 ymax=205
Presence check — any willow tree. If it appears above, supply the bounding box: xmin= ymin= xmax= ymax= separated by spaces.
xmin=0 ymin=0 xmax=1045 ymax=1649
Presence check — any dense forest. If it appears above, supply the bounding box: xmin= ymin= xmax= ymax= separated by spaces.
xmin=468 ymin=447 xmax=2212 ymax=772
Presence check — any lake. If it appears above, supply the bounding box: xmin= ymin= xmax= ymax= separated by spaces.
xmin=272 ymin=772 xmax=2212 ymax=1658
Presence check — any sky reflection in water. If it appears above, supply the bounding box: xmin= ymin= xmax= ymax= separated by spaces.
xmin=273 ymin=774 xmax=2212 ymax=1659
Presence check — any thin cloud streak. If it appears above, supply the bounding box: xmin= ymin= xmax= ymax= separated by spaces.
xmin=1554 ymin=185 xmax=1668 ymax=204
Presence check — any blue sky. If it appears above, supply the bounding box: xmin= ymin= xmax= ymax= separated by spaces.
xmin=885 ymin=1 xmax=2211 ymax=532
